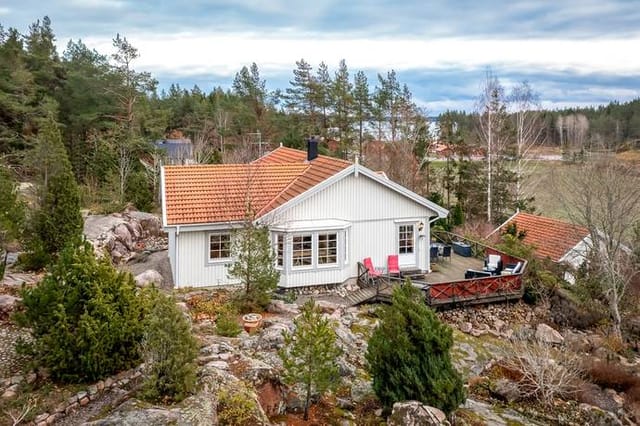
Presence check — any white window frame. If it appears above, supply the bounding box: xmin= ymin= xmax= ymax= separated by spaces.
xmin=317 ymin=232 xmax=338 ymax=267
xmin=273 ymin=233 xmax=285 ymax=270
xmin=398 ymin=224 xmax=415 ymax=255
xmin=207 ymin=232 xmax=232 ymax=263
xmin=291 ymin=233 xmax=314 ymax=269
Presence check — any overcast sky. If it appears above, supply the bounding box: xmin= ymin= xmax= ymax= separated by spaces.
xmin=2 ymin=0 xmax=639 ymax=114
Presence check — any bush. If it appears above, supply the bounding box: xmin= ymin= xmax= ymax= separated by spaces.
xmin=141 ymin=289 xmax=198 ymax=403
xmin=217 ymin=384 xmax=262 ymax=426
xmin=215 ymin=304 xmax=242 ymax=337
xmin=584 ymin=360 xmax=639 ymax=392
xmin=500 ymin=341 xmax=583 ymax=406
xmin=15 ymin=240 xmax=145 ymax=383
xmin=365 ymin=281 xmax=465 ymax=415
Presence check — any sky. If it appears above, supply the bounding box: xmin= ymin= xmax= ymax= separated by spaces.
xmin=2 ymin=0 xmax=640 ymax=114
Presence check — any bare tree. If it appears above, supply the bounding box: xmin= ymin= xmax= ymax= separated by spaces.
xmin=509 ymin=81 xmax=546 ymax=209
xmin=476 ymin=70 xmax=510 ymax=223
xmin=558 ymin=160 xmax=640 ymax=339
xmin=500 ymin=340 xmax=582 ymax=407
xmin=557 ymin=113 xmax=589 ymax=161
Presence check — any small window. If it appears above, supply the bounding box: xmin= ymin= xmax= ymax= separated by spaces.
xmin=318 ymin=233 xmax=337 ymax=265
xmin=292 ymin=234 xmax=312 ymax=267
xmin=275 ymin=234 xmax=284 ymax=267
xmin=209 ymin=233 xmax=231 ymax=260
xmin=399 ymin=225 xmax=414 ymax=254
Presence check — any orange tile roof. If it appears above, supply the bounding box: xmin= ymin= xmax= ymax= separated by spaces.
xmin=501 ymin=212 xmax=590 ymax=262
xmin=163 ymin=147 xmax=351 ymax=225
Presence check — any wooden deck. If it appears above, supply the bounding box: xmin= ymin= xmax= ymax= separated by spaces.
xmin=354 ymin=234 xmax=527 ymax=308
xmin=425 ymin=253 xmax=484 ymax=284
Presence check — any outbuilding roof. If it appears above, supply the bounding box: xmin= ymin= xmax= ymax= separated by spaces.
xmin=495 ymin=211 xmax=590 ymax=262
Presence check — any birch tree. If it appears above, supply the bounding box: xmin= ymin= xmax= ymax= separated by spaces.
xmin=509 ymin=81 xmax=545 ymax=211
xmin=558 ymin=160 xmax=640 ymax=339
xmin=476 ymin=71 xmax=510 ymax=223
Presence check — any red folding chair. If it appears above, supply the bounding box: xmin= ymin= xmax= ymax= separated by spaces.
xmin=387 ymin=254 xmax=400 ymax=276
xmin=363 ymin=257 xmax=383 ymax=278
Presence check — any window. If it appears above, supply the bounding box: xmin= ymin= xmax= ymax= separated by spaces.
xmin=292 ymin=235 xmax=312 ymax=267
xmin=275 ymin=234 xmax=284 ymax=267
xmin=209 ymin=233 xmax=231 ymax=260
xmin=318 ymin=233 xmax=337 ymax=265
xmin=398 ymin=225 xmax=414 ymax=254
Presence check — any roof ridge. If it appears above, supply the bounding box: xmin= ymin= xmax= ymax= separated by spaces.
xmin=255 ymin=163 xmax=313 ymax=217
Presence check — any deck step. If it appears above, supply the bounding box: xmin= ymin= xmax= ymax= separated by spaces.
xmin=344 ymin=287 xmax=378 ymax=307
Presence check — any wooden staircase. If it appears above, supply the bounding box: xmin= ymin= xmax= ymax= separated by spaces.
xmin=343 ymin=286 xmax=378 ymax=307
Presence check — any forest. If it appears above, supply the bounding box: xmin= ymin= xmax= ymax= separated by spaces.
xmin=2 ymin=16 xmax=640 ymax=222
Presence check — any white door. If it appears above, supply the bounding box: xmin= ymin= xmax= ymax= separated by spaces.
xmin=398 ymin=224 xmax=416 ymax=267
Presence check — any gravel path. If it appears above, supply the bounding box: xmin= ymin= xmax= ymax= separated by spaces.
xmin=0 ymin=323 xmax=31 ymax=379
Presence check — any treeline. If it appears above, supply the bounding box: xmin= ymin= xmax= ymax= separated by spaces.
xmin=2 ymin=16 xmax=638 ymax=229
xmin=0 ymin=17 xmax=429 ymax=203
xmin=440 ymin=99 xmax=640 ymax=153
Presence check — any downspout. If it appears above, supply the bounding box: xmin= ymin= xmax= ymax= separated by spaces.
xmin=175 ymin=225 xmax=180 ymax=286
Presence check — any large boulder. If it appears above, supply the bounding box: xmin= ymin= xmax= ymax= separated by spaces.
xmin=535 ymin=323 xmax=564 ymax=345
xmin=134 ymin=269 xmax=164 ymax=287
xmin=114 ymin=223 xmax=134 ymax=251
xmin=256 ymin=323 xmax=293 ymax=350
xmin=387 ymin=401 xmax=448 ymax=426
xmin=127 ymin=210 xmax=162 ymax=237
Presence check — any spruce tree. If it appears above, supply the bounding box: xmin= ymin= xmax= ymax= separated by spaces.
xmin=279 ymin=300 xmax=342 ymax=420
xmin=141 ymin=289 xmax=198 ymax=402
xmin=26 ymin=117 xmax=82 ymax=267
xmin=365 ymin=281 xmax=465 ymax=415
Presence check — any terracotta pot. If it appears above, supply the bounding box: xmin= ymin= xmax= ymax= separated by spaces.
xmin=242 ymin=313 xmax=263 ymax=333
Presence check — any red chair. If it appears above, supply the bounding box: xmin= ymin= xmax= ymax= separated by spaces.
xmin=363 ymin=257 xmax=383 ymax=278
xmin=387 ymin=255 xmax=400 ymax=276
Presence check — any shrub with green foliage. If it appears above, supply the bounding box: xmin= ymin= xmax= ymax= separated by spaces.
xmin=365 ymin=281 xmax=465 ymax=415
xmin=279 ymin=300 xmax=342 ymax=420
xmin=141 ymin=289 xmax=198 ymax=403
xmin=16 ymin=240 xmax=145 ymax=382
xmin=0 ymin=166 xmax=24 ymax=279
xmin=215 ymin=304 xmax=242 ymax=337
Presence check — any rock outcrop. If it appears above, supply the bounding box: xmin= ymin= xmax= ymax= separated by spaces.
xmin=388 ymin=401 xmax=448 ymax=426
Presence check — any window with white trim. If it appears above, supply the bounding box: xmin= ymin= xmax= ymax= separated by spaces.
xmin=292 ymin=234 xmax=312 ymax=267
xmin=317 ymin=233 xmax=337 ymax=265
xmin=398 ymin=225 xmax=414 ymax=254
xmin=209 ymin=233 xmax=231 ymax=260
xmin=275 ymin=234 xmax=284 ymax=268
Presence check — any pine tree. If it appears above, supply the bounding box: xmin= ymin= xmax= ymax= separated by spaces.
xmin=332 ymin=59 xmax=353 ymax=155
xmin=365 ymin=282 xmax=465 ymax=415
xmin=228 ymin=223 xmax=280 ymax=311
xmin=352 ymin=70 xmax=370 ymax=158
xmin=141 ymin=289 xmax=198 ymax=402
xmin=279 ymin=300 xmax=342 ymax=420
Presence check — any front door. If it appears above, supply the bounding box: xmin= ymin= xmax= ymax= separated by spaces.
xmin=398 ymin=224 xmax=416 ymax=267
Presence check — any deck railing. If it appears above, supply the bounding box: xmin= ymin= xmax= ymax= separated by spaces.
xmin=424 ymin=273 xmax=524 ymax=306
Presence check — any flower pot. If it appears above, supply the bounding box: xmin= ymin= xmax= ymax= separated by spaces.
xmin=242 ymin=313 xmax=263 ymax=334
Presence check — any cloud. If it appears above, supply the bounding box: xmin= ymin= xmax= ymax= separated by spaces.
xmin=0 ymin=7 xmax=10 ymax=16
xmin=67 ymin=0 xmax=127 ymax=8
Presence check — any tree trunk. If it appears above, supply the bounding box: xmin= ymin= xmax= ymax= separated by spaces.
xmin=303 ymin=380 xmax=312 ymax=420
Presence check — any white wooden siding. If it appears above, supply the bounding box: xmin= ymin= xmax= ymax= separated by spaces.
xmin=171 ymin=173 xmax=439 ymax=288
xmin=269 ymin=173 xmax=434 ymax=282
xmin=175 ymin=230 xmax=240 ymax=287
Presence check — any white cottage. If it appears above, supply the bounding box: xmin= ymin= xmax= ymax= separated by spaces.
xmin=161 ymin=143 xmax=448 ymax=288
